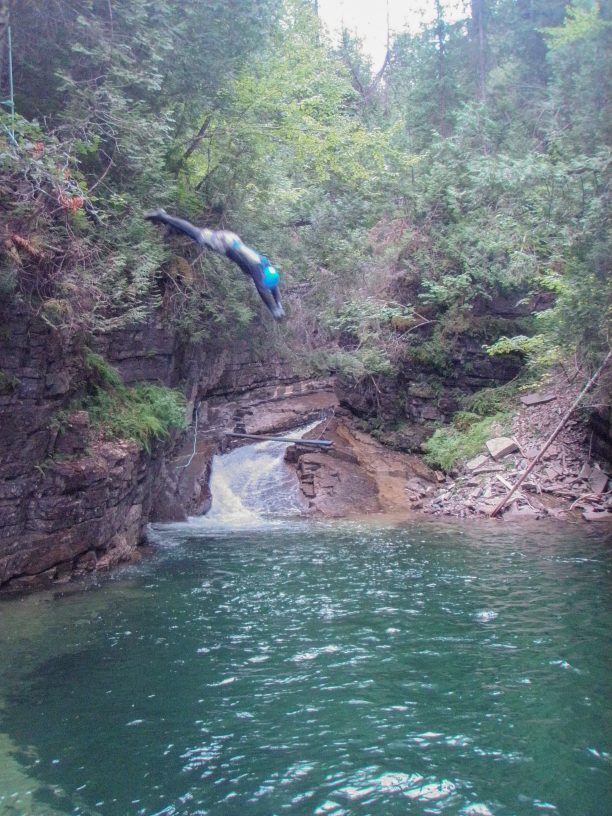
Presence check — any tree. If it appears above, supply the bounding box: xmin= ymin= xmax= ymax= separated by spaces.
xmin=470 ymin=0 xmax=488 ymax=101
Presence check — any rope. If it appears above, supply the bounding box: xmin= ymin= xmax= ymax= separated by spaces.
xmin=176 ymin=404 xmax=199 ymax=469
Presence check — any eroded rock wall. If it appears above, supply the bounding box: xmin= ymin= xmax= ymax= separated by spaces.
xmin=336 ymin=342 xmax=523 ymax=453
xmin=0 ymin=301 xmax=314 ymax=592
xmin=286 ymin=413 xmax=439 ymax=517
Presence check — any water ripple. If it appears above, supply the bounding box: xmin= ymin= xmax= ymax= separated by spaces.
xmin=0 ymin=521 xmax=610 ymax=816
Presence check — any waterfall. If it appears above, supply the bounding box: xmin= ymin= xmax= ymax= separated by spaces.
xmin=196 ymin=423 xmax=319 ymax=527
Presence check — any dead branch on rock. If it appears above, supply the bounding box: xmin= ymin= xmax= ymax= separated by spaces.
xmin=490 ymin=349 xmax=612 ymax=518
xmin=569 ymin=490 xmax=612 ymax=510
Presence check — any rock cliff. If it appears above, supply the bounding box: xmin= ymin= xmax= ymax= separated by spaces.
xmin=0 ymin=300 xmax=327 ymax=592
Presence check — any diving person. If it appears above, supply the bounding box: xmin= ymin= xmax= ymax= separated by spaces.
xmin=144 ymin=209 xmax=285 ymax=321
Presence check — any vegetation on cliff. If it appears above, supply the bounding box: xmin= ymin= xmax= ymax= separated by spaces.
xmin=83 ymin=350 xmax=186 ymax=451
xmin=0 ymin=0 xmax=610 ymax=458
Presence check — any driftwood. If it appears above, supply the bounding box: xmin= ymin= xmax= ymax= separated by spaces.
xmin=225 ymin=432 xmax=333 ymax=448
xmin=490 ymin=349 xmax=612 ymax=518
xmin=569 ymin=490 xmax=612 ymax=511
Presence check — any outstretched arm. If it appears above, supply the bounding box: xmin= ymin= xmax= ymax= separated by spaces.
xmin=269 ymin=285 xmax=284 ymax=318
xmin=225 ymin=244 xmax=285 ymax=321
xmin=252 ymin=284 xmax=284 ymax=321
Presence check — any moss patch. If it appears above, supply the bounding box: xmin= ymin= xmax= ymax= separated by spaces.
xmin=423 ymin=411 xmax=512 ymax=471
xmin=82 ymin=352 xmax=186 ymax=451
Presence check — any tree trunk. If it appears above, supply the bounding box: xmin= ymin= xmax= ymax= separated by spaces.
xmin=435 ymin=0 xmax=448 ymax=137
xmin=471 ymin=0 xmax=487 ymax=102
xmin=0 ymin=0 xmax=10 ymax=82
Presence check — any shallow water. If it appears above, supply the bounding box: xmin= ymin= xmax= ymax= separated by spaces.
xmin=0 ymin=518 xmax=610 ymax=816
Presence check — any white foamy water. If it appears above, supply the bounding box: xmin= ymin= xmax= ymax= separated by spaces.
xmin=193 ymin=421 xmax=322 ymax=528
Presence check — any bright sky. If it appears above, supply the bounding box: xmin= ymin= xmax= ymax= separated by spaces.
xmin=317 ymin=0 xmax=466 ymax=69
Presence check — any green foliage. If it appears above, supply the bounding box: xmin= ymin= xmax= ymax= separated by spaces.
xmin=542 ymin=4 xmax=608 ymax=48
xmin=3 ymin=0 xmax=609 ymax=407
xmin=315 ymin=297 xmax=414 ymax=381
xmin=4 ymin=0 xmax=291 ymax=338
xmin=309 ymin=348 xmax=395 ymax=380
xmin=380 ymin=0 xmax=611 ymax=374
xmin=405 ymin=336 xmax=451 ymax=374
xmin=423 ymin=412 xmax=511 ymax=472
xmin=81 ymin=351 xmax=186 ymax=450
xmin=323 ymin=298 xmax=413 ymax=336
xmin=484 ymin=334 xmax=561 ymax=372
xmin=83 ymin=349 xmax=124 ymax=389
xmin=460 ymin=382 xmax=520 ymax=417
xmin=86 ymin=383 xmax=186 ymax=452
xmin=424 ymin=373 xmax=522 ymax=470
xmin=168 ymin=253 xmax=257 ymax=344
xmin=0 ymin=109 xmax=167 ymax=332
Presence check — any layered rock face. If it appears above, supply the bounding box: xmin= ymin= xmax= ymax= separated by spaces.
xmin=0 ymin=292 xmax=442 ymax=590
xmin=286 ymin=413 xmax=439 ymax=517
xmin=0 ymin=302 xmax=326 ymax=592
xmin=336 ymin=341 xmax=524 ymax=453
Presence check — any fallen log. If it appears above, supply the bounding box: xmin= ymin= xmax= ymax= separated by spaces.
xmin=225 ymin=432 xmax=333 ymax=448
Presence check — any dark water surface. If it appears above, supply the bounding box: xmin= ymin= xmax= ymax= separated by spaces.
xmin=0 ymin=519 xmax=610 ymax=816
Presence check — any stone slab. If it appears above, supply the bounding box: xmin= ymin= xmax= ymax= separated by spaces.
xmin=589 ymin=467 xmax=609 ymax=494
xmin=472 ymin=465 xmax=505 ymax=475
xmin=486 ymin=437 xmax=519 ymax=461
xmin=582 ymin=509 xmax=612 ymax=523
xmin=523 ymin=445 xmax=540 ymax=460
xmin=520 ymin=393 xmax=557 ymax=406
xmin=466 ymin=454 xmax=490 ymax=471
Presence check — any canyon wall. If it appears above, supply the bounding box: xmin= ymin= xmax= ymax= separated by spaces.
xmin=2 ymin=297 xmax=610 ymax=592
xmin=0 ymin=301 xmax=325 ymax=592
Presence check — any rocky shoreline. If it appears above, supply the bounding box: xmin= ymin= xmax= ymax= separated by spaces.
xmin=286 ymin=377 xmax=612 ymax=526
xmin=422 ymin=377 xmax=612 ymax=523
